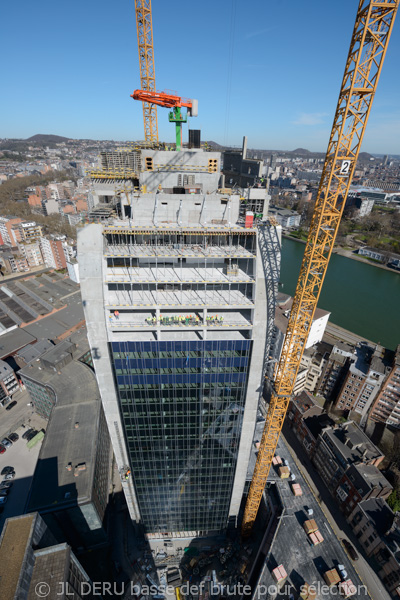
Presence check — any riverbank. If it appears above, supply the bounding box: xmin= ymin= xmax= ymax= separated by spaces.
xmin=283 ymin=233 xmax=400 ymax=275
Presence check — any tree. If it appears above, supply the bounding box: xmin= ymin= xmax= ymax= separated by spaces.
xmin=387 ymin=489 xmax=400 ymax=512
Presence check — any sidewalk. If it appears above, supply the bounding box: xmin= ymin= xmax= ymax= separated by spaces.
xmin=281 ymin=424 xmax=391 ymax=600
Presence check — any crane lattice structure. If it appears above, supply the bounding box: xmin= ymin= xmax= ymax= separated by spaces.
xmin=135 ymin=0 xmax=158 ymax=143
xmin=242 ymin=0 xmax=399 ymax=537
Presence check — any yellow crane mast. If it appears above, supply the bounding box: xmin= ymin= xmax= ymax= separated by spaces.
xmin=242 ymin=0 xmax=399 ymax=537
xmin=134 ymin=0 xmax=158 ymax=143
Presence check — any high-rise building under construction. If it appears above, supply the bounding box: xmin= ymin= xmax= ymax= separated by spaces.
xmin=78 ymin=144 xmax=280 ymax=539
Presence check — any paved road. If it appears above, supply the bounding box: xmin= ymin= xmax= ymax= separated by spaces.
xmin=325 ymin=322 xmax=375 ymax=347
xmin=282 ymin=424 xmax=391 ymax=600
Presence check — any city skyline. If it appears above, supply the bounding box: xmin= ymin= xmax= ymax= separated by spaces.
xmin=2 ymin=0 xmax=400 ymax=153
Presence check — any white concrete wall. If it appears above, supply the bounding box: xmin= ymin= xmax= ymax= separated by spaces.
xmin=77 ymin=224 xmax=141 ymax=523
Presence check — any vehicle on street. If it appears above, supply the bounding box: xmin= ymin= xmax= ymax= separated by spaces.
xmin=8 ymin=433 xmax=19 ymax=442
xmin=3 ymin=472 xmax=15 ymax=480
xmin=1 ymin=438 xmax=12 ymax=448
xmin=0 ymin=497 xmax=8 ymax=505
xmin=1 ymin=467 xmax=14 ymax=476
xmin=0 ymin=445 xmax=6 ymax=455
xmin=342 ymin=539 xmax=359 ymax=561
xmin=22 ymin=428 xmax=34 ymax=440
xmin=5 ymin=401 xmax=17 ymax=411
xmin=337 ymin=564 xmax=348 ymax=579
xmin=0 ymin=490 xmax=9 ymax=497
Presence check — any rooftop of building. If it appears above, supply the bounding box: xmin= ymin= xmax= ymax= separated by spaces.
xmin=0 ymin=513 xmax=35 ymax=600
xmin=321 ymin=420 xmax=384 ymax=464
xmin=28 ymin=544 xmax=72 ymax=598
xmin=268 ymin=206 xmax=300 ymax=217
xmin=0 ymin=327 xmax=37 ymax=360
xmin=15 ymin=339 xmax=55 ymax=365
xmin=0 ymin=358 xmax=16 ymax=381
xmin=292 ymin=390 xmax=323 ymax=416
xmin=24 ymin=332 xmax=101 ymax=512
xmin=275 ymin=296 xmax=330 ymax=335
xmin=347 ymin=462 xmax=392 ymax=495
xmin=357 ymin=497 xmax=394 ymax=536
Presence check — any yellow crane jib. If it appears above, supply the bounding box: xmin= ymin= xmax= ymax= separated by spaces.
xmin=134 ymin=0 xmax=158 ymax=143
xmin=242 ymin=0 xmax=399 ymax=537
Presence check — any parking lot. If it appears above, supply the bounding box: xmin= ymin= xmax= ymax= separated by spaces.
xmin=0 ymin=395 xmax=47 ymax=532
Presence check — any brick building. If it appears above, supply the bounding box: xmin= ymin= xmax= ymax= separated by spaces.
xmin=370 ymin=345 xmax=400 ymax=427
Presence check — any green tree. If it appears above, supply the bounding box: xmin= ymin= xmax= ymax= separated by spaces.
xmin=387 ymin=490 xmax=400 ymax=512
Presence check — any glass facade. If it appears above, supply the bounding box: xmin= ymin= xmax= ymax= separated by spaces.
xmin=110 ymin=338 xmax=252 ymax=534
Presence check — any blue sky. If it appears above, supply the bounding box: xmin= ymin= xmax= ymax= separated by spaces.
xmin=2 ymin=0 xmax=400 ymax=154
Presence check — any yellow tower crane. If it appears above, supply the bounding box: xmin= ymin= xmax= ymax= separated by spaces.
xmin=242 ymin=0 xmax=399 ymax=537
xmin=134 ymin=0 xmax=158 ymax=143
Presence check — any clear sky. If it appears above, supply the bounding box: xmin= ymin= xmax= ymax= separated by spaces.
xmin=2 ymin=0 xmax=400 ymax=154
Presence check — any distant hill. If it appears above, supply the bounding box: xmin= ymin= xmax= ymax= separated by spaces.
xmin=27 ymin=134 xmax=71 ymax=143
xmin=292 ymin=148 xmax=311 ymax=155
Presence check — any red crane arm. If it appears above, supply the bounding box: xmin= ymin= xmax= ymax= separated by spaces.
xmin=131 ymin=89 xmax=193 ymax=109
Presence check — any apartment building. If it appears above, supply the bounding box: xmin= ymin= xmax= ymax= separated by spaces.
xmin=370 ymin=345 xmax=400 ymax=427
xmin=348 ymin=499 xmax=400 ymax=597
xmin=40 ymin=235 xmax=67 ymax=269
xmin=334 ymin=344 xmax=388 ymax=417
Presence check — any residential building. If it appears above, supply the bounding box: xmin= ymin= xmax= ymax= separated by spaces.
xmin=267 ymin=293 xmax=330 ymax=390
xmin=345 ymin=194 xmax=375 ymax=218
xmin=0 ymin=216 xmax=23 ymax=246
xmin=22 ymin=331 xmax=112 ymax=549
xmin=358 ymin=246 xmax=400 ymax=269
xmin=348 ymin=499 xmax=400 ymax=597
xmin=0 ymin=359 xmax=20 ymax=405
xmin=19 ymin=240 xmax=44 ymax=268
xmin=317 ymin=341 xmax=354 ymax=400
xmin=337 ymin=461 xmax=392 ymax=515
xmin=334 ymin=344 xmax=388 ymax=418
xmin=79 ymin=144 xmax=279 ymax=539
xmin=370 ymin=345 xmax=400 ymax=427
xmin=268 ymin=206 xmax=301 ymax=228
xmin=40 ymin=235 xmax=67 ymax=269
xmin=287 ymin=390 xmax=334 ymax=457
xmin=0 ymin=513 xmax=93 ymax=600
xmin=19 ymin=221 xmax=43 ymax=242
xmin=313 ymin=421 xmax=388 ymax=508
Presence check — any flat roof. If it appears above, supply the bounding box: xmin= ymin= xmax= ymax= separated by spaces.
xmin=0 ymin=514 xmax=35 ymax=599
xmin=0 ymin=328 xmax=37 ymax=359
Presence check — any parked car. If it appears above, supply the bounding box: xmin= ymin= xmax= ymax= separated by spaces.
xmin=2 ymin=472 xmax=15 ymax=481
xmin=1 ymin=438 xmax=12 ymax=448
xmin=22 ymin=428 xmax=34 ymax=440
xmin=26 ymin=430 xmax=39 ymax=441
xmin=1 ymin=467 xmax=14 ymax=476
xmin=0 ymin=445 xmax=6 ymax=455
xmin=342 ymin=539 xmax=359 ymax=561
xmin=5 ymin=401 xmax=17 ymax=411
xmin=8 ymin=433 xmax=19 ymax=443
xmin=338 ymin=564 xmax=348 ymax=579
xmin=0 ymin=497 xmax=7 ymax=505
xmin=0 ymin=490 xmax=9 ymax=497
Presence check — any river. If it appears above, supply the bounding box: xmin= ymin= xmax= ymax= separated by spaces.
xmin=280 ymin=236 xmax=400 ymax=351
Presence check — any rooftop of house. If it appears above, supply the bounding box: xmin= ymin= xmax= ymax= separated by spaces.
xmin=347 ymin=463 xmax=392 ymax=496
xmin=321 ymin=420 xmax=384 ymax=464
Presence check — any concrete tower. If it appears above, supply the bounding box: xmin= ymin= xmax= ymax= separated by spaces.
xmin=78 ymin=146 xmax=280 ymax=540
